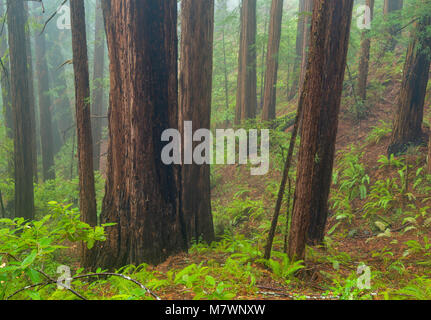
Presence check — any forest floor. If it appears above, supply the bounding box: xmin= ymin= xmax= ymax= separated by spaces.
xmin=60 ymin=54 xmax=431 ymax=301
xmin=141 ymin=60 xmax=431 ymax=300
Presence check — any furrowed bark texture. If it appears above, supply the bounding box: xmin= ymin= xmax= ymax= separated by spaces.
xmin=96 ymin=0 xmax=187 ymax=268
xmin=179 ymin=0 xmax=215 ymax=244
xmin=288 ymin=0 xmax=354 ymax=260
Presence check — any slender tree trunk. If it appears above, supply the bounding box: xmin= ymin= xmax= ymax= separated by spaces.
xmin=46 ymin=25 xmax=73 ymax=153
xmin=383 ymin=0 xmax=403 ymax=51
xmin=288 ymin=0 xmax=354 ymax=260
xmin=259 ymin=4 xmax=269 ymax=111
xmin=0 ymin=3 xmax=12 ymax=141
xmin=222 ymin=26 xmax=230 ymax=117
xmin=388 ymin=15 xmax=431 ymax=156
xmin=235 ymin=0 xmax=257 ymax=123
xmin=357 ymin=0 xmax=375 ymax=102
xmin=298 ymin=0 xmax=313 ymax=97
xmin=91 ymin=0 xmax=105 ymax=172
xmin=179 ymin=0 xmax=215 ymax=245
xmin=24 ymin=3 xmax=38 ymax=184
xmin=289 ymin=0 xmax=313 ymax=100
xmin=288 ymin=0 xmax=306 ymax=100
xmin=235 ymin=4 xmax=244 ymax=124
xmin=70 ymin=0 xmax=98 ymax=268
xmin=34 ymin=3 xmax=55 ymax=182
xmin=7 ymin=0 xmax=35 ymax=220
xmin=95 ymin=0 xmax=187 ymax=269
xmin=262 ymin=0 xmax=284 ymax=121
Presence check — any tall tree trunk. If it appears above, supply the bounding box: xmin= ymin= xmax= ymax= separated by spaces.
xmin=259 ymin=4 xmax=269 ymax=111
xmin=7 ymin=0 xmax=35 ymax=220
xmin=179 ymin=0 xmax=215 ymax=245
xmin=34 ymin=3 xmax=56 ymax=182
xmin=235 ymin=0 xmax=257 ymax=123
xmin=288 ymin=0 xmax=354 ymax=260
xmin=0 ymin=3 xmax=12 ymax=141
xmin=357 ymin=0 xmax=375 ymax=103
xmin=91 ymin=0 xmax=105 ymax=172
xmin=288 ymin=0 xmax=306 ymax=100
xmin=24 ymin=3 xmax=38 ymax=184
xmin=235 ymin=3 xmax=244 ymax=125
xmin=383 ymin=0 xmax=403 ymax=51
xmin=289 ymin=0 xmax=313 ymax=100
xmin=388 ymin=15 xmax=431 ymax=156
xmin=46 ymin=25 xmax=73 ymax=153
xmin=262 ymin=0 xmax=284 ymax=121
xmin=95 ymin=0 xmax=187 ymax=269
xmin=70 ymin=0 xmax=98 ymax=268
xmin=298 ymin=0 xmax=313 ymax=97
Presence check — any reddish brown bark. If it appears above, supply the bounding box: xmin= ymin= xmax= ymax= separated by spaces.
xmin=262 ymin=0 xmax=284 ymax=122
xmin=288 ymin=0 xmax=354 ymax=260
xmin=298 ymin=0 xmax=313 ymax=97
xmin=235 ymin=0 xmax=257 ymax=124
xmin=179 ymin=0 xmax=215 ymax=244
xmin=7 ymin=0 xmax=35 ymax=220
xmin=95 ymin=0 xmax=187 ymax=268
xmin=388 ymin=15 xmax=431 ymax=156
xmin=70 ymin=0 xmax=98 ymax=268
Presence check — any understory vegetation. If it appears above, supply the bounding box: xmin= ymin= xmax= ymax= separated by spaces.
xmin=1 ymin=0 xmax=431 ymax=301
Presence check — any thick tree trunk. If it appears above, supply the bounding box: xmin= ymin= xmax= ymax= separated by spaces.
xmin=261 ymin=0 xmax=284 ymax=122
xmin=179 ymin=0 xmax=215 ymax=245
xmin=70 ymin=0 xmax=98 ymax=268
xmin=34 ymin=4 xmax=56 ymax=182
xmin=95 ymin=0 xmax=187 ymax=269
xmin=235 ymin=0 xmax=257 ymax=123
xmin=357 ymin=0 xmax=375 ymax=102
xmin=91 ymin=0 xmax=105 ymax=172
xmin=288 ymin=0 xmax=354 ymax=260
xmin=7 ymin=0 xmax=35 ymax=220
xmin=388 ymin=15 xmax=431 ymax=156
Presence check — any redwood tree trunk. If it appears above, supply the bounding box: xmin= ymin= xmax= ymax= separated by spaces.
xmin=70 ymin=0 xmax=98 ymax=268
xmin=288 ymin=0 xmax=354 ymax=260
xmin=388 ymin=15 xmax=431 ymax=156
xmin=24 ymin=3 xmax=38 ymax=184
xmin=288 ymin=0 xmax=304 ymax=100
xmin=357 ymin=0 xmax=375 ymax=102
xmin=0 ymin=3 xmax=12 ymax=141
xmin=235 ymin=0 xmax=257 ymax=123
xmin=383 ymin=0 xmax=403 ymax=51
xmin=47 ymin=24 xmax=73 ymax=153
xmin=262 ymin=0 xmax=284 ymax=122
xmin=298 ymin=0 xmax=313 ymax=97
xmin=180 ymin=0 xmax=215 ymax=245
xmin=91 ymin=0 xmax=105 ymax=172
xmin=7 ymin=0 xmax=35 ymax=220
xmin=95 ymin=0 xmax=187 ymax=269
xmin=34 ymin=3 xmax=55 ymax=181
